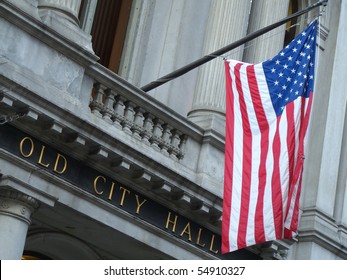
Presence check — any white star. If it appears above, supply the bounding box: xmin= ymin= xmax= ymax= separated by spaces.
xmin=292 ymin=47 xmax=297 ymax=53
xmin=280 ymin=51 xmax=285 ymax=56
xmin=297 ymin=39 xmax=302 ymax=44
xmin=282 ymin=85 xmax=287 ymax=90
xmin=291 ymin=69 xmax=296 ymax=74
xmin=275 ymin=59 xmax=280 ymax=65
xmin=278 ymin=93 xmax=283 ymax=98
xmin=274 ymin=81 xmax=279 ymax=86
xmin=279 ymin=72 xmax=284 ymax=77
xmin=271 ymin=68 xmax=276 ymax=73
xmin=286 ymin=77 xmax=292 ymax=82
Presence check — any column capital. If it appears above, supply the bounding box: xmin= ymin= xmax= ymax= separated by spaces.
xmin=0 ymin=189 xmax=40 ymax=224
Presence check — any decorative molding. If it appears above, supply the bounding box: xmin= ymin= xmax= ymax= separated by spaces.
xmin=296 ymin=207 xmax=347 ymax=258
xmin=0 ymin=189 xmax=40 ymax=210
xmin=0 ymin=188 xmax=40 ymax=225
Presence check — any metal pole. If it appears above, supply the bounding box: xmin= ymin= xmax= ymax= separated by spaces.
xmin=141 ymin=0 xmax=327 ymax=92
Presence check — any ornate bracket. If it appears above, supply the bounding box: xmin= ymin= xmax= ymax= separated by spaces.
xmin=0 ymin=112 xmax=26 ymax=125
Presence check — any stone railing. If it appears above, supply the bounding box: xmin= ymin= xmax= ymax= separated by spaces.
xmin=89 ymin=74 xmax=190 ymax=160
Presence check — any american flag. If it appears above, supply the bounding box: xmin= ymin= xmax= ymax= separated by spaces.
xmin=222 ymin=20 xmax=317 ymax=253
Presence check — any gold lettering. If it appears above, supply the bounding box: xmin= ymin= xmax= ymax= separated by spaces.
xmin=180 ymin=222 xmax=192 ymax=241
xmin=108 ymin=182 xmax=116 ymax=200
xmin=135 ymin=195 xmax=147 ymax=214
xmin=53 ymin=153 xmax=67 ymax=174
xmin=165 ymin=212 xmax=178 ymax=232
xmin=119 ymin=187 xmax=130 ymax=206
xmin=93 ymin=175 xmax=105 ymax=195
xmin=196 ymin=228 xmax=206 ymax=247
xmin=209 ymin=234 xmax=219 ymax=254
xmin=19 ymin=137 xmax=34 ymax=158
xmin=38 ymin=145 xmax=50 ymax=168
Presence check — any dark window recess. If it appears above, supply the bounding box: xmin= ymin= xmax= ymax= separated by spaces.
xmin=284 ymin=0 xmax=299 ymax=46
xmin=90 ymin=0 xmax=132 ymax=73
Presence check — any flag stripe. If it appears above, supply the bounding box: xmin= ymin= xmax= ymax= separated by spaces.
xmin=222 ymin=61 xmax=234 ymax=253
xmin=246 ymin=65 xmax=268 ymax=244
xmin=234 ymin=63 xmax=253 ymax=249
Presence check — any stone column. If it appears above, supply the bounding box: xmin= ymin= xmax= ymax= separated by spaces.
xmin=0 ymin=189 xmax=40 ymax=259
xmin=38 ymin=0 xmax=82 ymax=25
xmin=187 ymin=0 xmax=251 ymax=133
xmin=37 ymin=0 xmax=93 ymax=51
xmin=242 ymin=0 xmax=290 ymax=63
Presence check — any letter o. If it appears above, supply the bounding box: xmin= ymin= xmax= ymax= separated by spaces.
xmin=19 ymin=137 xmax=34 ymax=158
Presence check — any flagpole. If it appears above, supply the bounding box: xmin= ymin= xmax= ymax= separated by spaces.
xmin=141 ymin=0 xmax=327 ymax=92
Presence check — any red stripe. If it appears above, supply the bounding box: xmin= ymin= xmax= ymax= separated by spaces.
xmin=288 ymin=93 xmax=313 ymax=231
xmin=284 ymin=102 xmax=295 ymax=221
xmin=234 ymin=63 xmax=252 ymax=249
xmin=246 ymin=65 xmax=267 ymax=244
xmin=271 ymin=118 xmax=283 ymax=239
xmin=222 ymin=62 xmax=234 ymax=253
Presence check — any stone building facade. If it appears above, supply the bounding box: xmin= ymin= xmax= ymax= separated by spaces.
xmin=0 ymin=0 xmax=346 ymax=259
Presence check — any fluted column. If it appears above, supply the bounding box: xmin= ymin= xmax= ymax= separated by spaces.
xmin=37 ymin=0 xmax=93 ymax=51
xmin=0 ymin=189 xmax=40 ymax=259
xmin=242 ymin=0 xmax=290 ymax=63
xmin=38 ymin=0 xmax=82 ymax=25
xmin=187 ymin=0 xmax=251 ymax=132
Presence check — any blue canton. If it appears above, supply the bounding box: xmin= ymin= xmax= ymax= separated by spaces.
xmin=262 ymin=20 xmax=317 ymax=116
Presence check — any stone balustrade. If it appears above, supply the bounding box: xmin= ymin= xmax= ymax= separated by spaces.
xmin=89 ymin=82 xmax=188 ymax=160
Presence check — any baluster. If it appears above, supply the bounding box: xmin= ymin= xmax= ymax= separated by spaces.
xmin=103 ymin=88 xmax=115 ymax=123
xmin=90 ymin=83 xmax=105 ymax=117
xmin=132 ymin=107 xmax=145 ymax=140
xmin=122 ymin=101 xmax=135 ymax=135
xmin=142 ymin=113 xmax=154 ymax=146
xmin=150 ymin=118 xmax=163 ymax=151
xmin=113 ymin=95 xmax=125 ymax=129
xmin=169 ymin=129 xmax=182 ymax=159
xmin=160 ymin=124 xmax=172 ymax=156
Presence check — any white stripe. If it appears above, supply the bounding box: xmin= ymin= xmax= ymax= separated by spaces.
xmin=228 ymin=63 xmax=243 ymax=251
xmin=278 ymin=107 xmax=290 ymax=229
xmin=238 ymin=64 xmax=259 ymax=247
xmin=253 ymin=64 xmax=277 ymax=241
